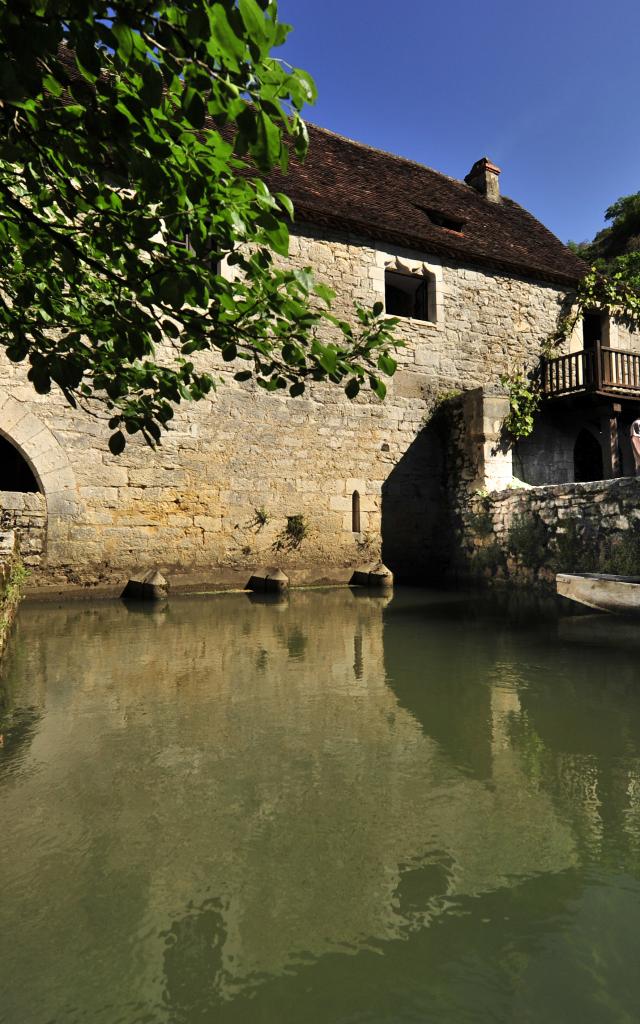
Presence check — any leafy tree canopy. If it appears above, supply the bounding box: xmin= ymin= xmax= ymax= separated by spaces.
xmin=569 ymin=191 xmax=640 ymax=264
xmin=0 ymin=1 xmax=400 ymax=452
xmin=562 ymin=192 xmax=640 ymax=345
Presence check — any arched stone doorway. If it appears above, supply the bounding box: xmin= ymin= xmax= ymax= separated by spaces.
xmin=573 ymin=428 xmax=604 ymax=483
xmin=0 ymin=396 xmax=79 ymax=569
xmin=0 ymin=435 xmax=40 ymax=493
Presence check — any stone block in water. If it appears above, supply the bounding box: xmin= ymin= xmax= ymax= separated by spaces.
xmin=350 ymin=563 xmax=394 ymax=589
xmin=121 ymin=569 xmax=169 ymax=602
xmin=247 ymin=568 xmax=289 ymax=593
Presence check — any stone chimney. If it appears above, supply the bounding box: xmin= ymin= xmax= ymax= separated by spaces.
xmin=465 ymin=157 xmax=501 ymax=202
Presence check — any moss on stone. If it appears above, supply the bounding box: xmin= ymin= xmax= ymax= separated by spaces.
xmin=507 ymin=513 xmax=549 ymax=570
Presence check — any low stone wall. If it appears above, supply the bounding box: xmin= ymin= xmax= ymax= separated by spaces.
xmin=457 ymin=477 xmax=640 ymax=589
xmin=0 ymin=492 xmax=47 ymax=572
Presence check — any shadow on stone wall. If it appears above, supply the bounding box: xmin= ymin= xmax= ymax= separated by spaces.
xmin=515 ymin=404 xmax=640 ymax=487
xmin=380 ymin=423 xmax=448 ymax=583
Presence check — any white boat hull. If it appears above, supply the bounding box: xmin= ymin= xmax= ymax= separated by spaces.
xmin=556 ymin=573 xmax=640 ymax=615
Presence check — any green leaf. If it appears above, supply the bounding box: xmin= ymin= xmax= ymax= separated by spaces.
xmin=183 ymin=87 xmax=205 ymax=128
xmin=377 ymin=353 xmax=397 ymax=376
xmin=370 ymin=376 xmax=387 ymax=400
xmin=275 ymin=192 xmax=294 ymax=219
xmin=263 ymin=218 xmax=289 ymax=257
xmin=141 ymin=63 xmax=164 ymax=109
xmin=255 ymin=110 xmax=281 ymax=169
xmin=75 ymin=35 xmax=101 ymax=82
xmin=111 ymin=24 xmax=136 ymax=64
xmin=210 ymin=5 xmax=245 ymax=65
xmin=314 ymin=283 xmax=335 ymax=305
xmin=239 ymin=0 xmax=267 ymax=44
xmin=317 ymin=348 xmax=337 ymax=375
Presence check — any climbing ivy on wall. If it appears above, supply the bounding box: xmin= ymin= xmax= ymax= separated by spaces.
xmin=499 ymin=371 xmax=542 ymax=440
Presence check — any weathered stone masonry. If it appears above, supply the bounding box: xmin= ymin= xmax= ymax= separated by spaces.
xmin=456 ymin=476 xmax=640 ymax=590
xmin=1 ymin=118 xmax=595 ymax=590
xmin=0 ymin=222 xmax=573 ymax=589
xmin=443 ymin=387 xmax=640 ymax=588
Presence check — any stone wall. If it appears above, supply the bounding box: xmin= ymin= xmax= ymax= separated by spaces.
xmin=455 ymin=477 xmax=640 ymax=589
xmin=442 ymin=387 xmax=640 ymax=589
xmin=0 ymin=224 xmax=571 ymax=589
xmin=0 ymin=492 xmax=47 ymax=572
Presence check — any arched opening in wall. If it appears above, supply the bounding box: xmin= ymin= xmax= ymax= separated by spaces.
xmin=351 ymin=491 xmax=361 ymax=533
xmin=0 ymin=435 xmax=40 ymax=492
xmin=574 ymin=428 xmax=604 ymax=483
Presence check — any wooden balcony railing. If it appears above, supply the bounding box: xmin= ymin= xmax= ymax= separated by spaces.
xmin=543 ymin=341 xmax=640 ymax=398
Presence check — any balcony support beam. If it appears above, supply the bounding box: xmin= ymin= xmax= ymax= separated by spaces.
xmin=599 ymin=406 xmax=622 ymax=478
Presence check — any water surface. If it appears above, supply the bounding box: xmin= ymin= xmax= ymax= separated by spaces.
xmin=1 ymin=588 xmax=640 ymax=1023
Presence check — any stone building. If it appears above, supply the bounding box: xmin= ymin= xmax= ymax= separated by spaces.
xmin=3 ymin=121 xmax=631 ymax=591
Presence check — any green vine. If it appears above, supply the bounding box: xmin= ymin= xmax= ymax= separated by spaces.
xmin=553 ymin=255 xmax=640 ymax=349
xmin=499 ymin=371 xmax=542 ymax=439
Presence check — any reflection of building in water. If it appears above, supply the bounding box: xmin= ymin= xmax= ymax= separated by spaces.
xmin=0 ymin=590 xmax=582 ymax=1021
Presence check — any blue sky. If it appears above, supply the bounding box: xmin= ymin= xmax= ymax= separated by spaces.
xmin=278 ymin=0 xmax=640 ymax=244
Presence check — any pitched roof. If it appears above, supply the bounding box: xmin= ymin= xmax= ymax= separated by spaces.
xmin=54 ymin=45 xmax=584 ymax=286
xmin=266 ymin=124 xmax=586 ymax=287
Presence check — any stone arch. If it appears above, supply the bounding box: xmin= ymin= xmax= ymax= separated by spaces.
xmin=0 ymin=396 xmax=79 ymax=563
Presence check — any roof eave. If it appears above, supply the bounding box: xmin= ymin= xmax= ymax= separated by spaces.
xmin=293 ymin=204 xmax=586 ymax=290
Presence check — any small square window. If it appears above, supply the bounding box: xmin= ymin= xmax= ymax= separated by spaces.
xmin=385 ymin=270 xmax=430 ymax=321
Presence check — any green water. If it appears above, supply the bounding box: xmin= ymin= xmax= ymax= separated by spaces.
xmin=1 ymin=589 xmax=640 ymax=1023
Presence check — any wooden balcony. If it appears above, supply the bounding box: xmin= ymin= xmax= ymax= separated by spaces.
xmin=543 ymin=341 xmax=640 ymax=400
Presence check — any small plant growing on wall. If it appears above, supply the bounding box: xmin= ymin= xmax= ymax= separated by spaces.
xmin=250 ymin=507 xmax=270 ymax=531
xmin=285 ymin=514 xmax=308 ymax=547
xmin=273 ymin=514 xmax=309 ymax=552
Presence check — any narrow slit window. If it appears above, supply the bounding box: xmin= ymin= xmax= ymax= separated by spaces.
xmin=385 ymin=270 xmax=430 ymax=321
xmin=351 ymin=491 xmax=361 ymax=533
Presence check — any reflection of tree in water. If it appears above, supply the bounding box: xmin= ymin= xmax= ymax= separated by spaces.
xmin=512 ymin=644 xmax=640 ymax=869
xmin=0 ymin=703 xmax=40 ymax=769
xmin=0 ymin=630 xmax=42 ymax=771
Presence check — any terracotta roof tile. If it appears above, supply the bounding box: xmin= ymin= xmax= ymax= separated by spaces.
xmin=267 ymin=124 xmax=586 ymax=287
